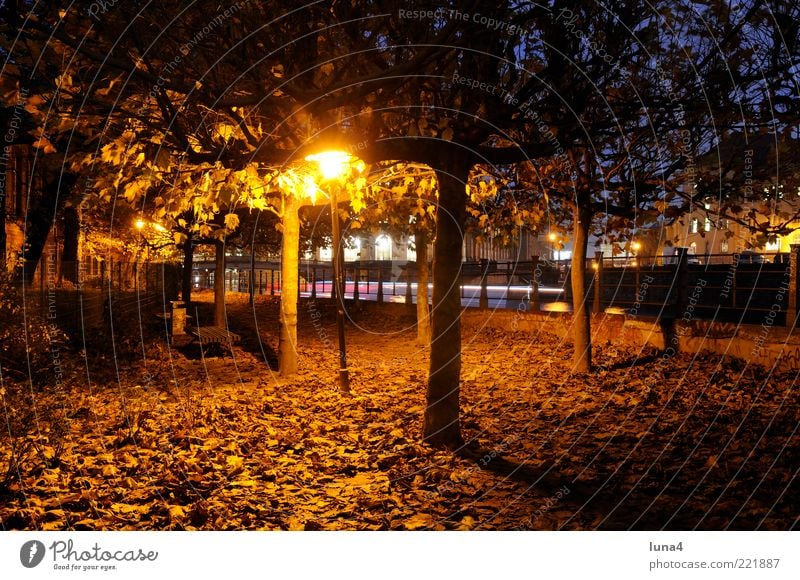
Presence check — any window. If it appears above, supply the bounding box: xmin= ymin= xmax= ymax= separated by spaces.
xmin=690 ymin=218 xmax=700 ymax=234
xmin=720 ymin=240 xmax=729 ymax=253
xmin=375 ymin=235 xmax=392 ymax=261
xmin=319 ymin=246 xmax=332 ymax=261
xmin=704 ymin=217 xmax=712 ymax=232
xmin=766 ymin=237 xmax=780 ymax=252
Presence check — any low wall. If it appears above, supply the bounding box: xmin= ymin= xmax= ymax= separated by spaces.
xmin=461 ymin=308 xmax=800 ymax=372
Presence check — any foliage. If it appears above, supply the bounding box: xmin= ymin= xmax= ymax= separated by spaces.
xmin=0 ymin=276 xmax=69 ymax=385
xmin=0 ymin=302 xmax=795 ymax=529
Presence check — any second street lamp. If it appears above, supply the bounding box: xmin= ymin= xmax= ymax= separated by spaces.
xmin=306 ymin=151 xmax=353 ymax=393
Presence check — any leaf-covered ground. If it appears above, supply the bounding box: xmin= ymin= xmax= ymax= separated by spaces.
xmin=1 ymin=293 xmax=797 ymax=530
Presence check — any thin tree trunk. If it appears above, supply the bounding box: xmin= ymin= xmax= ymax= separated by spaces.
xmin=214 ymin=239 xmax=226 ymax=327
xmin=279 ymin=196 xmax=300 ymax=376
xmin=415 ymin=226 xmax=431 ymax=344
xmin=181 ymin=235 xmax=193 ymax=304
xmin=571 ymin=201 xmax=592 ymax=373
xmin=0 ymin=146 xmax=7 ymax=273
xmin=424 ymin=165 xmax=468 ymax=448
xmin=59 ymin=205 xmax=79 ymax=284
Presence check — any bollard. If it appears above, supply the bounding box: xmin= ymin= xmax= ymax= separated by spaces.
xmin=170 ymin=300 xmax=187 ymax=339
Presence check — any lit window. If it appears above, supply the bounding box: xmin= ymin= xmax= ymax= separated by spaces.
xmin=319 ymin=246 xmax=332 ymax=261
xmin=721 ymin=240 xmax=728 ymax=252
xmin=406 ymin=236 xmax=417 ymax=262
xmin=690 ymin=218 xmax=699 ymax=234
xmin=766 ymin=237 xmax=780 ymax=252
xmin=704 ymin=217 xmax=712 ymax=232
xmin=375 ymin=235 xmax=392 ymax=261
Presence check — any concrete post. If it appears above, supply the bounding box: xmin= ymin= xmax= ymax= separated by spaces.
xmin=170 ymin=300 xmax=187 ymax=340
xmin=674 ymin=247 xmax=689 ymax=316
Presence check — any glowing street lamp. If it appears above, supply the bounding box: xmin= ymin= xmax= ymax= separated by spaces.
xmin=548 ymin=232 xmax=561 ymax=263
xmin=306 ymin=150 xmax=353 ymax=393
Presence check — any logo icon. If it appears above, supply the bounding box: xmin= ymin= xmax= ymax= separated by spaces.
xmin=20 ymin=540 xmax=46 ymax=568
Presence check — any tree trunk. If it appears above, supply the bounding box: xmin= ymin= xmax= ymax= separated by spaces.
xmin=570 ymin=201 xmax=593 ymax=373
xmin=181 ymin=235 xmax=193 ymax=304
xmin=214 ymin=239 xmax=226 ymax=327
xmin=59 ymin=204 xmax=79 ymax=284
xmin=279 ymin=196 xmax=300 ymax=376
xmin=424 ymin=164 xmax=468 ymax=447
xmin=16 ymin=173 xmax=75 ymax=282
xmin=415 ymin=226 xmax=431 ymax=344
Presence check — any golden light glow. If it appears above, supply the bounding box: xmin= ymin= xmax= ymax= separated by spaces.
xmin=135 ymin=219 xmax=145 ymax=230
xmin=632 ymin=241 xmax=642 ymax=251
xmin=548 ymin=233 xmax=557 ymax=242
xmin=153 ymin=223 xmax=166 ymax=232
xmin=305 ymin=151 xmax=352 ymax=180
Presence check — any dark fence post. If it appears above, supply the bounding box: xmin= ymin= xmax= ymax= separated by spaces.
xmin=377 ymin=267 xmax=384 ymax=304
xmin=593 ymin=251 xmax=603 ymax=314
xmin=530 ymin=255 xmax=540 ymax=311
xmin=405 ymin=266 xmax=413 ymax=307
xmin=353 ymin=261 xmax=360 ymax=304
xmin=479 ymin=258 xmax=489 ymax=309
xmin=270 ymin=269 xmax=275 ymax=296
xmin=787 ymin=243 xmax=800 ymax=327
xmin=311 ymin=265 xmax=317 ymax=299
xmin=674 ymin=247 xmax=689 ymax=315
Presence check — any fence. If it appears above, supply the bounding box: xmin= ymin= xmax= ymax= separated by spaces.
xmin=194 ymin=245 xmax=800 ymax=327
xmin=18 ymin=260 xmax=183 ymax=335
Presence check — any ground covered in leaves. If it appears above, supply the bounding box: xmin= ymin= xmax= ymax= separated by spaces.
xmin=1 ymin=292 xmax=797 ymax=530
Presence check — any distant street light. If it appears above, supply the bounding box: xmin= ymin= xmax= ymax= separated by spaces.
xmin=306 ymin=151 xmax=353 ymax=393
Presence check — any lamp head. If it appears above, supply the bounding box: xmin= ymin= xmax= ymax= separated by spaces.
xmin=305 ymin=151 xmax=352 ymax=181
